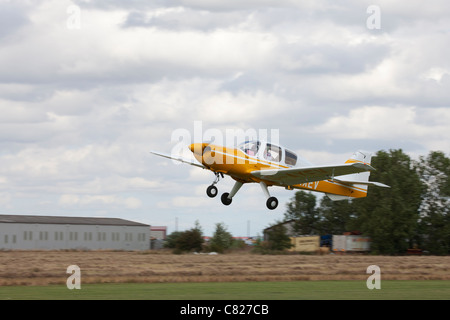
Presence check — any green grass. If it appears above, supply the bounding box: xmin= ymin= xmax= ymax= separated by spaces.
xmin=1 ymin=281 xmax=449 ymax=300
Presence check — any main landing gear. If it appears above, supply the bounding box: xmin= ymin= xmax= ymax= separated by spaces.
xmin=260 ymin=181 xmax=278 ymax=210
xmin=205 ymin=173 xmax=278 ymax=210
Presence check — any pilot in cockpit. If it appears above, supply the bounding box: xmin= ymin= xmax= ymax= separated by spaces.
xmin=247 ymin=143 xmax=258 ymax=156
xmin=265 ymin=150 xmax=274 ymax=161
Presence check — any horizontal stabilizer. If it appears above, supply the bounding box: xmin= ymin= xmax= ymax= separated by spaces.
xmin=333 ymin=178 xmax=390 ymax=188
xmin=326 ymin=194 xmax=352 ymax=201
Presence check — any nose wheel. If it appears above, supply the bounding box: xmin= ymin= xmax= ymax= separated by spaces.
xmin=206 ymin=185 xmax=218 ymax=198
xmin=206 ymin=172 xmax=223 ymax=198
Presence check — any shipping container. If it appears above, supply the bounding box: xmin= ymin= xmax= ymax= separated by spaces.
xmin=332 ymin=235 xmax=346 ymax=252
xmin=346 ymin=235 xmax=370 ymax=251
xmin=289 ymin=236 xmax=320 ymax=252
xmin=332 ymin=235 xmax=371 ymax=252
xmin=320 ymin=234 xmax=332 ymax=247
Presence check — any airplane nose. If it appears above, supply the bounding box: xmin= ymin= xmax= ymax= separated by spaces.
xmin=189 ymin=143 xmax=204 ymax=156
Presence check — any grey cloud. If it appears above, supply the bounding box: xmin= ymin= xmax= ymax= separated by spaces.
xmin=122 ymin=9 xmax=247 ymax=31
xmin=0 ymin=2 xmax=31 ymax=40
xmin=277 ymin=42 xmax=390 ymax=75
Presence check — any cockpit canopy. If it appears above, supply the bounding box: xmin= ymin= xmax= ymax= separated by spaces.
xmin=238 ymin=140 xmax=297 ymax=166
xmin=238 ymin=141 xmax=260 ymax=157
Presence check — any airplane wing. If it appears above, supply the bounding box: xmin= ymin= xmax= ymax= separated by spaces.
xmin=150 ymin=151 xmax=205 ymax=169
xmin=251 ymin=162 xmax=375 ymax=186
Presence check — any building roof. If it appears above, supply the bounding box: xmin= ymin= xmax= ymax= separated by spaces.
xmin=0 ymin=214 xmax=149 ymax=227
xmin=150 ymin=226 xmax=167 ymax=231
xmin=263 ymin=219 xmax=297 ymax=232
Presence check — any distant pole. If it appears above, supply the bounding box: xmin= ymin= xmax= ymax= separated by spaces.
xmin=247 ymin=220 xmax=250 ymax=237
xmin=175 ymin=217 xmax=178 ymax=232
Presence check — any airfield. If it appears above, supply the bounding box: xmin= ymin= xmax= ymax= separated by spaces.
xmin=0 ymin=250 xmax=449 ymax=299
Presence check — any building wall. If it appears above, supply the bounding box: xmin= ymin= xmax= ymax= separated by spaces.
xmin=150 ymin=227 xmax=167 ymax=240
xmin=0 ymin=223 xmax=150 ymax=250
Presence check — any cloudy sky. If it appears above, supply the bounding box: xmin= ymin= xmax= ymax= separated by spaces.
xmin=1 ymin=0 xmax=449 ymax=237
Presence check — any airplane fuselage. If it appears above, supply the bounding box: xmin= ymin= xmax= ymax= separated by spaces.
xmin=189 ymin=142 xmax=368 ymax=199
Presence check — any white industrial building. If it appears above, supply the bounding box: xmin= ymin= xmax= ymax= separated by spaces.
xmin=0 ymin=214 xmax=150 ymax=251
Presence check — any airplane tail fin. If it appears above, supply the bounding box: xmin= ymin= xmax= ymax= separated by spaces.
xmin=326 ymin=150 xmax=389 ymax=201
xmin=342 ymin=150 xmax=373 ymax=187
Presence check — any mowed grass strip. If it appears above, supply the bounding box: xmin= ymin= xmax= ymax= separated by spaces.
xmin=1 ymin=280 xmax=449 ymax=300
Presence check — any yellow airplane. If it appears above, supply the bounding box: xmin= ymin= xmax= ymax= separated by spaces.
xmin=151 ymin=140 xmax=389 ymax=210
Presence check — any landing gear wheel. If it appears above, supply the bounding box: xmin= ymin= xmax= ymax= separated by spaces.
xmin=221 ymin=193 xmax=232 ymax=206
xmin=266 ymin=196 xmax=278 ymax=210
xmin=206 ymin=185 xmax=218 ymax=198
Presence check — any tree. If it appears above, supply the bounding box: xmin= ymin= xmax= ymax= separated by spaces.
xmin=264 ymin=224 xmax=293 ymax=251
xmin=164 ymin=231 xmax=183 ymax=249
xmin=167 ymin=220 xmax=204 ymax=253
xmin=284 ymin=191 xmax=319 ymax=235
xmin=317 ymin=197 xmax=357 ymax=235
xmin=209 ymin=222 xmax=233 ymax=253
xmin=415 ymin=151 xmax=450 ymax=254
xmin=352 ymin=149 xmax=423 ymax=254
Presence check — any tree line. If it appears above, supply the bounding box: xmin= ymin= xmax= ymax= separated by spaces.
xmin=281 ymin=149 xmax=450 ymax=255
xmin=164 ymin=221 xmax=245 ymax=254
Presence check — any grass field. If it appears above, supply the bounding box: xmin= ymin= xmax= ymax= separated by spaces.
xmin=1 ymin=280 xmax=449 ymax=300
xmin=1 ymin=251 xmax=449 ymax=285
xmin=1 ymin=251 xmax=449 ymax=300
